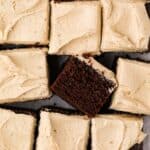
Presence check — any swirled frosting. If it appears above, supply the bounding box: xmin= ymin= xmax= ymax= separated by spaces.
xmin=0 ymin=108 xmax=36 ymax=150
xmin=36 ymin=111 xmax=90 ymax=150
xmin=92 ymin=115 xmax=146 ymax=150
xmin=0 ymin=0 xmax=49 ymax=44
xmin=0 ymin=48 xmax=50 ymax=104
xmin=101 ymin=0 xmax=150 ymax=52
xmin=49 ymin=1 xmax=101 ymax=55
xmin=111 ymin=58 xmax=150 ymax=115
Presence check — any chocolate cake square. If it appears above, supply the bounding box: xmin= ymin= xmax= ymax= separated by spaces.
xmin=111 ymin=58 xmax=150 ymax=115
xmin=49 ymin=1 xmax=101 ymax=55
xmin=0 ymin=0 xmax=49 ymax=44
xmin=0 ymin=108 xmax=36 ymax=150
xmin=51 ymin=56 xmax=117 ymax=116
xmin=36 ymin=111 xmax=90 ymax=150
xmin=0 ymin=48 xmax=50 ymax=104
xmin=91 ymin=115 xmax=146 ymax=150
xmin=101 ymin=0 xmax=150 ymax=52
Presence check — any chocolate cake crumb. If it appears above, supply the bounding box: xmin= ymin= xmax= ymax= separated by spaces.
xmin=51 ymin=57 xmax=116 ymax=117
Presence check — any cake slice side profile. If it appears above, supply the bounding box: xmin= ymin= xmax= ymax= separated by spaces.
xmin=51 ymin=56 xmax=117 ymax=116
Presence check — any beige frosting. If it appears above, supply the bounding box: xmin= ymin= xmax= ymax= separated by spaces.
xmin=101 ymin=0 xmax=150 ymax=52
xmin=111 ymin=58 xmax=150 ymax=115
xmin=49 ymin=1 xmax=101 ymax=55
xmin=0 ymin=108 xmax=36 ymax=150
xmin=92 ymin=115 xmax=146 ymax=150
xmin=0 ymin=48 xmax=50 ymax=104
xmin=36 ymin=111 xmax=90 ymax=150
xmin=0 ymin=0 xmax=49 ymax=44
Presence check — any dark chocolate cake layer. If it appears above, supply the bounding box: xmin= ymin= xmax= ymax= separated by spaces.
xmin=51 ymin=57 xmax=116 ymax=116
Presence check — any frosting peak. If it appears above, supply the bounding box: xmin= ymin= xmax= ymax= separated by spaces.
xmin=36 ymin=112 xmax=90 ymax=150
xmin=101 ymin=0 xmax=150 ymax=52
xmin=111 ymin=58 xmax=150 ymax=115
xmin=0 ymin=49 xmax=50 ymax=104
xmin=0 ymin=0 xmax=49 ymax=44
xmin=0 ymin=108 xmax=36 ymax=150
xmin=49 ymin=1 xmax=101 ymax=55
xmin=92 ymin=115 xmax=146 ymax=150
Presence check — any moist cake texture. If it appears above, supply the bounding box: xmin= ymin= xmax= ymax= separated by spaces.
xmin=36 ymin=111 xmax=90 ymax=150
xmin=0 ymin=0 xmax=49 ymax=44
xmin=51 ymin=56 xmax=117 ymax=116
xmin=111 ymin=58 xmax=150 ymax=115
xmin=0 ymin=48 xmax=50 ymax=104
xmin=101 ymin=0 xmax=150 ymax=52
xmin=92 ymin=115 xmax=146 ymax=150
xmin=0 ymin=108 xmax=36 ymax=150
xmin=49 ymin=1 xmax=101 ymax=55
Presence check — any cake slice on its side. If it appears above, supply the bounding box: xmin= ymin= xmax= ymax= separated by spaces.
xmin=91 ymin=115 xmax=146 ymax=150
xmin=36 ymin=111 xmax=90 ymax=150
xmin=111 ymin=58 xmax=150 ymax=115
xmin=0 ymin=108 xmax=36 ymax=150
xmin=51 ymin=56 xmax=117 ymax=116
xmin=0 ymin=48 xmax=51 ymax=104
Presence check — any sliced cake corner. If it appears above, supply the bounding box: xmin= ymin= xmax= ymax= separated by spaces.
xmin=51 ymin=56 xmax=117 ymax=116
